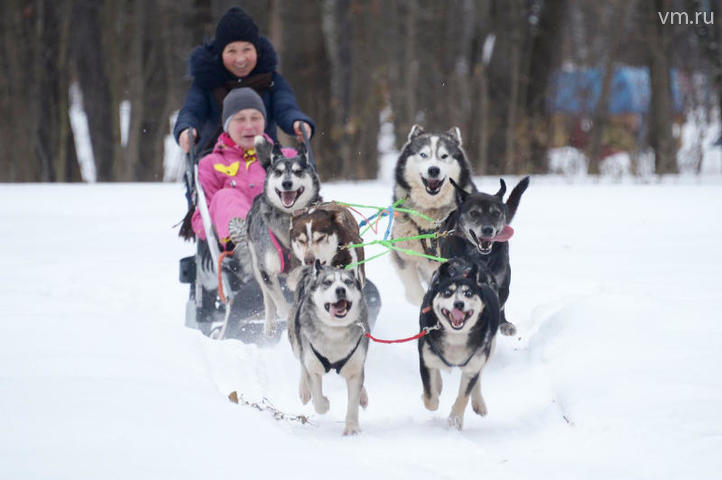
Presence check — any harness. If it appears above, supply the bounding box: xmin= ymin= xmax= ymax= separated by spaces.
xmin=399 ymin=212 xmax=441 ymax=257
xmin=417 ymin=225 xmax=440 ymax=257
xmin=267 ymin=227 xmax=291 ymax=273
xmin=309 ymin=334 xmax=365 ymax=374
xmin=425 ymin=335 xmax=480 ymax=368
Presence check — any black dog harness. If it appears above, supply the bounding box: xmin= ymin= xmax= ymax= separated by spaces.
xmin=417 ymin=225 xmax=440 ymax=257
xmin=426 ymin=338 xmax=480 ymax=368
xmin=309 ymin=334 xmax=364 ymax=374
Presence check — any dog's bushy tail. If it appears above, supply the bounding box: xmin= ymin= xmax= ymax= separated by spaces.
xmin=506 ymin=176 xmax=530 ymax=223
xmin=178 ymin=205 xmax=196 ymax=241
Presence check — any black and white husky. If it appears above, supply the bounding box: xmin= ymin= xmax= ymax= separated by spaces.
xmin=391 ymin=125 xmax=476 ymax=306
xmin=230 ymin=136 xmax=321 ymax=337
xmin=418 ymin=258 xmax=500 ymax=430
xmin=440 ymin=177 xmax=529 ymax=336
xmin=288 ymin=262 xmax=369 ymax=435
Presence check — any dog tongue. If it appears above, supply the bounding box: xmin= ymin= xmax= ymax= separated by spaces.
xmin=281 ymin=191 xmax=296 ymax=206
xmin=330 ymin=300 xmax=348 ymax=316
xmin=491 ymin=225 xmax=514 ymax=242
xmin=451 ymin=308 xmax=466 ymax=323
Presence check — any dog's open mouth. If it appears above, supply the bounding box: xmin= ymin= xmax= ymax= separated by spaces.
xmin=421 ymin=176 xmax=445 ymax=195
xmin=442 ymin=307 xmax=473 ymax=329
xmin=470 ymin=226 xmax=515 ymax=255
xmin=325 ymin=299 xmax=351 ymax=318
xmin=276 ymin=187 xmax=305 ymax=208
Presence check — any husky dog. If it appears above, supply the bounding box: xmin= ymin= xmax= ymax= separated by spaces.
xmin=289 ymin=261 xmax=369 ymax=435
xmin=290 ymin=201 xmax=365 ymax=286
xmin=418 ymin=258 xmax=500 ymax=430
xmin=391 ymin=125 xmax=476 ymax=306
xmin=440 ymin=177 xmax=529 ymax=336
xmin=230 ymin=136 xmax=321 ymax=337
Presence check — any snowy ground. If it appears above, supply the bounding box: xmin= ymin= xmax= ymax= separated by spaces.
xmin=1 ymin=179 xmax=721 ymax=479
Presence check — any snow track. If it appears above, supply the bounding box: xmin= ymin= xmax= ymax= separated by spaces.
xmin=2 ymin=180 xmax=721 ymax=479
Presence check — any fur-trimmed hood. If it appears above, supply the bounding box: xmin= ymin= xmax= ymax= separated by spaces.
xmin=188 ymin=36 xmax=279 ymax=90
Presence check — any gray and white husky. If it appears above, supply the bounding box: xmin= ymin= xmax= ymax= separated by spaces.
xmin=288 ymin=262 xmax=369 ymax=435
xmin=230 ymin=136 xmax=321 ymax=337
xmin=418 ymin=258 xmax=500 ymax=430
xmin=391 ymin=125 xmax=476 ymax=306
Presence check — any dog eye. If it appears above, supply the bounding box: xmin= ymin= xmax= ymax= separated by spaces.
xmin=464 ymin=290 xmax=473 ymax=298
xmin=440 ymin=153 xmax=448 ymax=159
xmin=419 ymin=152 xmax=428 ymax=159
xmin=316 ymin=234 xmax=326 ymax=242
xmin=469 ymin=210 xmax=479 ymax=218
xmin=492 ymin=210 xmax=501 ymax=217
xmin=292 ymin=170 xmax=303 ymax=177
xmin=322 ymin=279 xmax=333 ymax=287
xmin=443 ymin=289 xmax=453 ymax=297
xmin=274 ymin=170 xmax=283 ymax=177
xmin=344 ymin=278 xmax=354 ymax=286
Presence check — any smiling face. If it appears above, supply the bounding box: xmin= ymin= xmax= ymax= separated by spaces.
xmin=222 ymin=41 xmax=258 ymax=78
xmin=227 ymin=108 xmax=265 ymax=149
xmin=310 ymin=266 xmax=363 ymax=326
xmin=432 ymin=281 xmax=485 ymax=333
xmin=398 ymin=127 xmax=467 ymax=210
xmin=264 ymin=156 xmax=317 ymax=212
xmin=457 ymin=194 xmax=509 ymax=255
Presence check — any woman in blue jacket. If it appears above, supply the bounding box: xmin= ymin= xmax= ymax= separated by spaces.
xmin=174 ymin=7 xmax=314 ymax=153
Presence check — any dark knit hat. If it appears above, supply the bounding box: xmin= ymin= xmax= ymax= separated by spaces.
xmin=222 ymin=88 xmax=267 ymax=132
xmin=214 ymin=7 xmax=260 ymax=53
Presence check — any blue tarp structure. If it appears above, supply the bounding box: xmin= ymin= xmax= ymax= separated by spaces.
xmin=548 ymin=67 xmax=683 ymax=115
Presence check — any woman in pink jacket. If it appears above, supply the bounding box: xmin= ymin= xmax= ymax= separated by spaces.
xmin=192 ymin=87 xmax=294 ymax=246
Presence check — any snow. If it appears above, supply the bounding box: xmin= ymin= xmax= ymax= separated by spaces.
xmin=1 ymin=179 xmax=721 ymax=479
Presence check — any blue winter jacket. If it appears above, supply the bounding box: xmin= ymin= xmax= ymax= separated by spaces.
xmin=173 ymin=36 xmax=314 ymax=151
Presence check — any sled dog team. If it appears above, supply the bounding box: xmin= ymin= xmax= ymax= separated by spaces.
xmin=230 ymin=126 xmax=529 ymax=435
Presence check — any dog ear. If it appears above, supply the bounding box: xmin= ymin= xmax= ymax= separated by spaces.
xmin=314 ymin=259 xmax=323 ymax=276
xmin=449 ymin=177 xmax=468 ymax=205
xmin=408 ymin=124 xmax=425 ymax=141
xmin=254 ymin=136 xmax=273 ymax=169
xmin=467 ymin=263 xmax=478 ymax=280
xmin=296 ymin=141 xmax=307 ymax=158
xmin=271 ymin=141 xmax=284 ymax=159
xmin=505 ymin=176 xmax=530 ymax=223
xmin=446 ymin=127 xmax=462 ymax=146
xmin=495 ymin=179 xmax=507 ymax=199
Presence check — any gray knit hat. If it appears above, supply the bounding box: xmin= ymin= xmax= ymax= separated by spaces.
xmin=222 ymin=88 xmax=267 ymax=132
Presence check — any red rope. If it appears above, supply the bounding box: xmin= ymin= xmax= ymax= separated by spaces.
xmin=364 ymin=329 xmax=430 ymax=344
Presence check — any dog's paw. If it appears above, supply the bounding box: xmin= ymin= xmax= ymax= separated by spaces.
xmin=448 ymin=414 xmax=464 ymax=430
xmin=343 ymin=423 xmax=361 ymax=436
xmin=314 ymin=396 xmax=330 ymax=414
xmin=472 ymin=398 xmax=487 ymax=417
xmin=360 ymin=386 xmax=368 ymax=409
xmin=499 ymin=321 xmax=517 ymax=336
xmin=423 ymin=394 xmax=439 ymax=411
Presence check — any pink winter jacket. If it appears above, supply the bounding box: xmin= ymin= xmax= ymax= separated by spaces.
xmin=192 ymin=132 xmax=296 ymax=243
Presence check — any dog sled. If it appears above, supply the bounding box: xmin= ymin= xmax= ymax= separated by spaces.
xmin=178 ymin=141 xmax=289 ymax=345
xmin=177 ymin=136 xmax=381 ymax=345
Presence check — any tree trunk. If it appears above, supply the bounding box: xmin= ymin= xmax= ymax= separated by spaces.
xmin=72 ymin=0 xmax=114 ymax=181
xmin=647 ymin=0 xmax=677 ymax=174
